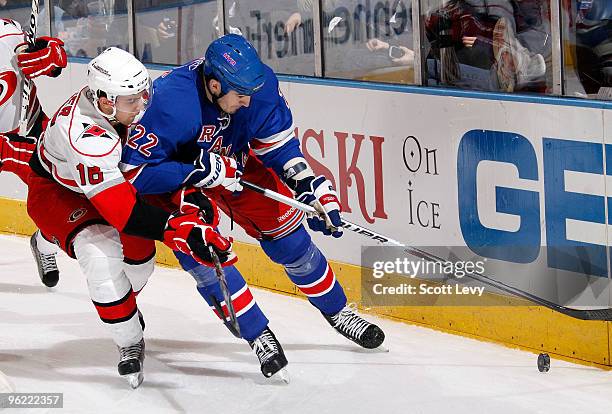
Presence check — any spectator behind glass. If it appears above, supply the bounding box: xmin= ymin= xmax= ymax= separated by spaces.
xmin=135 ymin=14 xmax=178 ymax=64
xmin=365 ymin=38 xmax=415 ymax=67
xmin=424 ymin=0 xmax=550 ymax=93
xmin=574 ymin=0 xmax=612 ymax=95
xmin=364 ymin=0 xmax=416 ymax=70
xmin=285 ymin=0 xmax=312 ymax=34
xmin=0 ymin=0 xmax=41 ymax=30
xmin=40 ymin=8 xmax=66 ymax=34
xmin=53 ymin=0 xmax=129 ymax=58
xmin=219 ymin=0 xmax=316 ymax=76
xmin=60 ymin=0 xmax=90 ymax=19
xmin=317 ymin=0 xmax=415 ymax=83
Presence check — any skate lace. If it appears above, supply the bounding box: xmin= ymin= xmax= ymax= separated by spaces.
xmin=119 ymin=339 xmax=144 ymax=362
xmin=39 ymin=253 xmax=58 ymax=272
xmin=332 ymin=304 xmax=370 ymax=340
xmin=251 ymin=330 xmax=278 ymax=364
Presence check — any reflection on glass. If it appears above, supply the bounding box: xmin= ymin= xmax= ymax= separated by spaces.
xmin=51 ymin=0 xmax=128 ymax=58
xmin=421 ymin=0 xmax=552 ymax=94
xmin=0 ymin=0 xmax=47 ymax=34
xmin=134 ymin=0 xmax=217 ymax=65
xmin=223 ymin=0 xmax=315 ymax=76
xmin=322 ymin=0 xmax=415 ymax=84
xmin=562 ymin=0 xmax=612 ymax=98
xmin=3 ymin=0 xmax=318 ymax=72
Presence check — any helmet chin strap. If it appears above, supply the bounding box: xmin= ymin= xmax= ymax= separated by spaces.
xmin=89 ymin=89 xmax=144 ymax=126
xmin=94 ymin=98 xmax=119 ymax=123
xmin=89 ymin=89 xmax=119 ymax=123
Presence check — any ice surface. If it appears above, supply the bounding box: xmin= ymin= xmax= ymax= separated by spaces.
xmin=0 ymin=234 xmax=611 ymax=414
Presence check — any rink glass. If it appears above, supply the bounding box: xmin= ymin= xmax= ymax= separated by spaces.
xmin=48 ymin=0 xmax=129 ymax=58
xmin=222 ymin=0 xmax=316 ymax=76
xmin=4 ymin=0 xmax=611 ymax=101
xmin=134 ymin=0 xmax=217 ymax=65
xmin=0 ymin=0 xmax=49 ymax=35
xmin=419 ymin=0 xmax=554 ymax=94
xmin=321 ymin=0 xmax=416 ymax=84
xmin=561 ymin=0 xmax=612 ymax=98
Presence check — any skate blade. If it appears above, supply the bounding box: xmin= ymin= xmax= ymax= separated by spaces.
xmin=122 ymin=372 xmax=144 ymax=389
xmin=358 ymin=344 xmax=389 ymax=353
xmin=376 ymin=344 xmax=390 ymax=353
xmin=43 ymin=283 xmax=57 ymax=291
xmin=271 ymin=368 xmax=290 ymax=384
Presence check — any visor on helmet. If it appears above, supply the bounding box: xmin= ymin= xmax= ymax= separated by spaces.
xmin=113 ymin=79 xmax=153 ymax=123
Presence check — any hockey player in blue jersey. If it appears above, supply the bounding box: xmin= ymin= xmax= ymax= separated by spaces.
xmin=121 ymin=34 xmax=386 ymax=378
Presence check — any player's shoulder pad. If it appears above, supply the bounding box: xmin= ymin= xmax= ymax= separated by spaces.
xmin=0 ymin=19 xmax=22 ymax=35
xmin=252 ymin=65 xmax=281 ymax=106
xmin=145 ymin=66 xmax=199 ymax=134
xmin=0 ymin=20 xmax=23 ymax=63
xmin=70 ymin=122 xmax=120 ymax=158
xmin=152 ymin=61 xmax=196 ymax=92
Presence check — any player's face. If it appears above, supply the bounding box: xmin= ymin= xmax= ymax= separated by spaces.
xmin=114 ymin=89 xmax=151 ymax=125
xmin=217 ymin=90 xmax=251 ymax=114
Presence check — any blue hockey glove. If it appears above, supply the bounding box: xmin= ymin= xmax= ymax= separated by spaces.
xmin=185 ymin=150 xmax=243 ymax=193
xmin=295 ymin=175 xmax=343 ymax=238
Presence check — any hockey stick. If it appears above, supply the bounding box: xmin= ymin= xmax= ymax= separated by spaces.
xmin=241 ymin=179 xmax=612 ymax=321
xmin=240 ymin=180 xmax=403 ymax=246
xmin=208 ymin=245 xmax=241 ymax=338
xmin=18 ymin=0 xmax=40 ymax=136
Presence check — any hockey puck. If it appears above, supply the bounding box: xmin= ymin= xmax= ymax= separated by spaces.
xmin=537 ymin=353 xmax=550 ymax=372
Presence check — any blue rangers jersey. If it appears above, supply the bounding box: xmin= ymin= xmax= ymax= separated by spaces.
xmin=120 ymin=58 xmax=302 ymax=194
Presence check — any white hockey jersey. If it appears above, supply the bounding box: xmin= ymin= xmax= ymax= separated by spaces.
xmin=36 ymin=87 xmax=127 ymax=199
xmin=0 ymin=18 xmax=41 ymax=134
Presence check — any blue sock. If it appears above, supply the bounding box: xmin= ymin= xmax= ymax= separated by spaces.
xmin=261 ymin=226 xmax=347 ymax=316
xmin=176 ymin=252 xmax=269 ymax=341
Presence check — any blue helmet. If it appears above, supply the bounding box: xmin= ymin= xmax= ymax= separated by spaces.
xmin=203 ymin=34 xmax=266 ymax=96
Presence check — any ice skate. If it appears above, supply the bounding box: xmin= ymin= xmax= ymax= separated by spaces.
xmin=30 ymin=230 xmax=59 ymax=288
xmin=118 ymin=338 xmax=145 ymax=389
xmin=249 ymin=327 xmax=289 ymax=383
xmin=323 ymin=304 xmax=385 ymax=350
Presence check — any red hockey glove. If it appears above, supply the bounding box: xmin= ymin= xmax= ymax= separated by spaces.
xmin=171 ymin=186 xmax=220 ymax=226
xmin=163 ymin=210 xmax=237 ymax=267
xmin=16 ymin=36 xmax=67 ymax=79
xmin=0 ymin=133 xmax=36 ymax=183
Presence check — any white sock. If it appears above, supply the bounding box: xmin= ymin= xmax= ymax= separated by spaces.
xmin=35 ymin=231 xmax=59 ymax=255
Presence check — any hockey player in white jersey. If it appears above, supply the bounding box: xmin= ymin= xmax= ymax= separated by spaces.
xmin=0 ymin=17 xmax=67 ymax=287
xmin=27 ymin=47 xmax=238 ymax=388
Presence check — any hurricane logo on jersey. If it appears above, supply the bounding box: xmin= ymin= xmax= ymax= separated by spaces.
xmin=0 ymin=71 xmax=17 ymax=107
xmin=78 ymin=124 xmax=114 ymax=141
xmin=68 ymin=207 xmax=87 ymax=223
xmin=1 ymin=19 xmax=18 ymax=28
